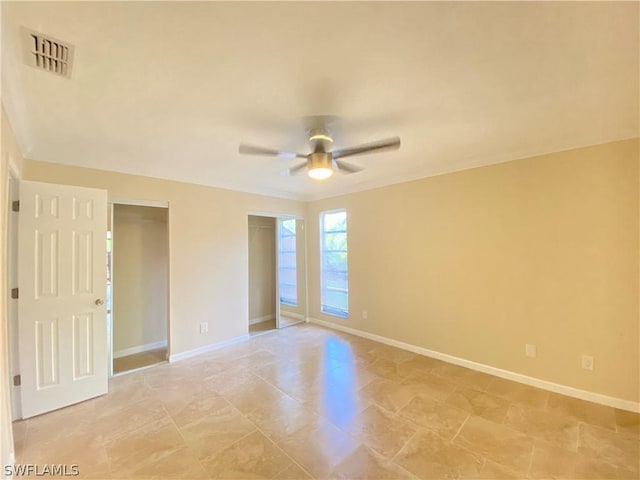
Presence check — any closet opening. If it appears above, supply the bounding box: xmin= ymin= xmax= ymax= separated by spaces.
xmin=248 ymin=215 xmax=277 ymax=335
xmin=248 ymin=214 xmax=306 ymax=336
xmin=109 ymin=203 xmax=169 ymax=374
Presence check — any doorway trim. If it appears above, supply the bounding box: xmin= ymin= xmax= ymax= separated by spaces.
xmin=108 ymin=197 xmax=171 ymax=376
xmin=7 ymin=158 xmax=20 ymax=421
xmin=109 ymin=197 xmax=169 ymax=208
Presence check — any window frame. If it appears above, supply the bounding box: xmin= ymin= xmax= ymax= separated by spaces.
xmin=319 ymin=208 xmax=349 ymax=319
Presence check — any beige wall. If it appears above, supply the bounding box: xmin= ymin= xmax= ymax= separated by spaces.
xmin=248 ymin=215 xmax=276 ymax=322
xmin=307 ymin=139 xmax=639 ymax=402
xmin=23 ymin=160 xmax=306 ymax=355
xmin=10 ymin=127 xmax=639 ymax=409
xmin=113 ymin=205 xmax=168 ymax=353
xmin=1 ymin=107 xmax=23 ymax=467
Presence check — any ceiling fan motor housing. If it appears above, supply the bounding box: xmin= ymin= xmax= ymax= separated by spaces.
xmin=308 ymin=152 xmax=333 ymax=170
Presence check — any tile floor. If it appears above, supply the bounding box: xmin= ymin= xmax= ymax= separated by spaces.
xmin=249 ymin=315 xmax=303 ymax=336
xmin=249 ymin=319 xmax=276 ymax=335
xmin=12 ymin=323 xmax=640 ymax=479
xmin=113 ymin=348 xmax=167 ymax=374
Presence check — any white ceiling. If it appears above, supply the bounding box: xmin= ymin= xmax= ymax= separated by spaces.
xmin=2 ymin=1 xmax=638 ymax=201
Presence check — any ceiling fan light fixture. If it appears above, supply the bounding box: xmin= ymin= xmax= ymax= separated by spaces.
xmin=238 ymin=123 xmax=400 ymax=179
xmin=308 ymin=167 xmax=333 ymax=180
xmin=307 ymin=152 xmax=333 ymax=180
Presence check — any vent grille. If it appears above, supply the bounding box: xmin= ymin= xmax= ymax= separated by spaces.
xmin=22 ymin=28 xmax=74 ymax=78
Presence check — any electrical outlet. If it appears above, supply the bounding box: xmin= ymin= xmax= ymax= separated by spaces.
xmin=525 ymin=344 xmax=537 ymax=358
xmin=200 ymin=322 xmax=208 ymax=334
xmin=362 ymin=310 xmax=368 ymax=320
xmin=581 ymin=355 xmax=594 ymax=371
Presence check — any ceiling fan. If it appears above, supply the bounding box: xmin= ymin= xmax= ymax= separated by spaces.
xmin=238 ymin=125 xmax=401 ymax=180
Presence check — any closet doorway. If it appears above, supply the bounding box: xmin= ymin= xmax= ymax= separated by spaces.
xmin=248 ymin=214 xmax=306 ymax=335
xmin=109 ymin=202 xmax=169 ymax=374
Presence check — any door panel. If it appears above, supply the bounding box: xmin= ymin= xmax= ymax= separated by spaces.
xmin=276 ymin=218 xmax=306 ymax=328
xmin=35 ymin=317 xmax=59 ymax=388
xmin=19 ymin=180 xmax=108 ymax=418
xmin=35 ymin=230 xmax=59 ymax=298
xmin=72 ymin=313 xmax=94 ymax=378
xmin=72 ymin=231 xmax=93 ymax=294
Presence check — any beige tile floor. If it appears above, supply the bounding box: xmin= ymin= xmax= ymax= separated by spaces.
xmin=113 ymin=348 xmax=167 ymax=374
xmin=249 ymin=319 xmax=276 ymax=335
xmin=249 ymin=315 xmax=303 ymax=336
xmin=12 ymin=323 xmax=640 ymax=479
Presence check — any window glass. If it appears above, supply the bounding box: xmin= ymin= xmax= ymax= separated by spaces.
xmin=320 ymin=210 xmax=348 ymax=318
xmin=278 ymin=218 xmax=297 ymax=306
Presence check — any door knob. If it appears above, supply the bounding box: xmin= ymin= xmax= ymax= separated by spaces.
xmin=95 ymin=299 xmax=105 ymax=306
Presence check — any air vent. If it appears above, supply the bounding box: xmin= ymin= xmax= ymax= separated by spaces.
xmin=22 ymin=27 xmax=74 ymax=78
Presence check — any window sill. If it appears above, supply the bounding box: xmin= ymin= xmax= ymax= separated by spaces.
xmin=321 ymin=309 xmax=349 ymax=319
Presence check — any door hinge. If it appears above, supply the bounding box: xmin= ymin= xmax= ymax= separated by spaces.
xmin=11 ymin=288 xmax=18 ymax=299
xmin=11 ymin=200 xmax=19 ymax=212
xmin=13 ymin=375 xmax=21 ymax=386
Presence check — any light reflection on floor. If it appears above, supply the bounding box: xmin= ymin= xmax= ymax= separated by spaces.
xmin=319 ymin=337 xmax=361 ymax=428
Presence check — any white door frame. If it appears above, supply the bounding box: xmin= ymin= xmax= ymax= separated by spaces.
xmin=6 ymin=161 xmax=20 ymax=420
xmin=108 ymin=197 xmax=170 ymax=375
xmin=247 ymin=211 xmax=307 ymax=330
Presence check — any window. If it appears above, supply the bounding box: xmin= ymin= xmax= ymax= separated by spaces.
xmin=278 ymin=218 xmax=297 ymax=306
xmin=320 ymin=209 xmax=348 ymax=318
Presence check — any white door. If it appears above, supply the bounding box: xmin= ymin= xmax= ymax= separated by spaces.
xmin=18 ymin=180 xmax=108 ymax=418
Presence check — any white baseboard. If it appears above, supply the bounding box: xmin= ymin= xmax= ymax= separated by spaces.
xmin=168 ymin=333 xmax=250 ymax=363
xmin=279 ymin=312 xmax=305 ymax=321
xmin=309 ymin=317 xmax=640 ymax=413
xmin=249 ymin=314 xmax=276 ymax=325
xmin=114 ymin=340 xmax=167 ymax=359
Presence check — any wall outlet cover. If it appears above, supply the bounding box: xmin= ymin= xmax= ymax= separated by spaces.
xmin=582 ymin=355 xmax=594 ymax=371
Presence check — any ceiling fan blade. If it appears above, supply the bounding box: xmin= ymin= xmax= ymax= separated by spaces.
xmin=239 ymin=144 xmax=306 ymax=159
xmin=288 ymin=162 xmax=308 ymax=176
xmin=332 ymin=136 xmax=401 ymax=159
xmin=335 ymin=160 xmax=363 ymax=174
